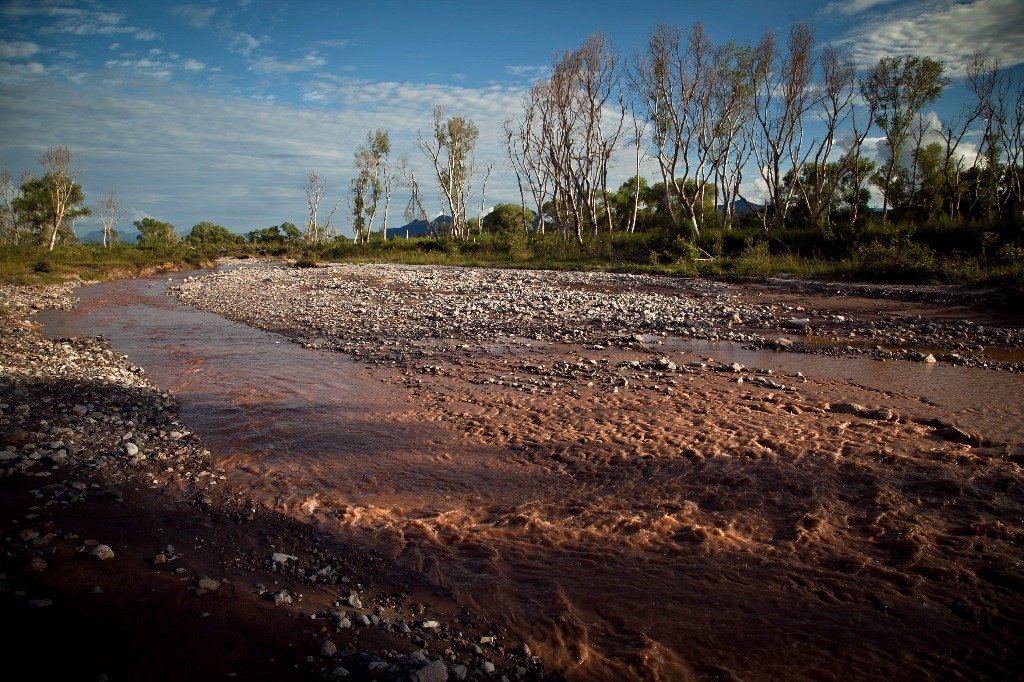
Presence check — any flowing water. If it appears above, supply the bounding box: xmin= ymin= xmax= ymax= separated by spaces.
xmin=38 ymin=271 xmax=1024 ymax=681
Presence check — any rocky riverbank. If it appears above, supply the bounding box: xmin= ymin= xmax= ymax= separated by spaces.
xmin=169 ymin=262 xmax=1023 ymax=377
xmin=0 ymin=281 xmax=557 ymax=681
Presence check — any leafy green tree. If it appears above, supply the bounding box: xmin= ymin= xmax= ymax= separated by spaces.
xmin=836 ymin=157 xmax=876 ymax=225
xmin=12 ymin=174 xmax=88 ymax=247
xmin=484 ymin=203 xmax=536 ymax=233
xmin=350 ymin=129 xmax=392 ymax=243
xmin=860 ymin=56 xmax=949 ymax=220
xmin=185 ymin=221 xmax=242 ymax=248
xmin=279 ymin=221 xmax=302 ymax=241
xmin=134 ymin=217 xmax=178 ymax=246
xmin=246 ymin=225 xmax=284 ymax=245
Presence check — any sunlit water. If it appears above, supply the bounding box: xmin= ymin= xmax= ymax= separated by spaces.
xmin=38 ymin=270 xmax=1024 ymax=681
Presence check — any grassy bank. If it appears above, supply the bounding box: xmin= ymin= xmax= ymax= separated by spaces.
xmin=3 ymin=218 xmax=1022 ymax=295
xmin=0 ymin=243 xmax=212 ymax=285
xmin=304 ymin=221 xmax=1024 ymax=292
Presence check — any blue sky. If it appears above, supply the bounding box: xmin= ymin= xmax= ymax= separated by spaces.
xmin=1 ymin=0 xmax=1022 ymax=238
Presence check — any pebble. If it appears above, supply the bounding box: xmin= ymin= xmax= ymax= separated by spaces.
xmin=90 ymin=544 xmax=115 ymax=561
xmin=165 ymin=264 xmax=1024 ymax=376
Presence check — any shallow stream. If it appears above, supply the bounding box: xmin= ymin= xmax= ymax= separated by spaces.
xmin=39 ymin=269 xmax=1024 ymax=681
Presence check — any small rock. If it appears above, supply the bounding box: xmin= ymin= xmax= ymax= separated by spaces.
xmin=271 ymin=553 xmax=297 ymax=564
xmin=124 ymin=442 xmax=139 ymax=457
xmin=27 ymin=556 xmax=48 ymax=571
xmin=197 ymin=578 xmax=221 ymax=591
xmin=269 ymin=590 xmax=292 ymax=605
xmin=828 ymin=402 xmax=864 ymax=415
xmin=321 ymin=639 xmax=337 ymax=657
xmin=90 ymin=544 xmax=115 ymax=561
xmin=413 ymin=660 xmax=449 ymax=682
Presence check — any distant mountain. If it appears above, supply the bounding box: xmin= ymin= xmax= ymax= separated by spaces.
xmin=79 ymin=228 xmax=140 ymax=245
xmin=385 ymin=215 xmax=451 ymax=240
xmin=718 ymin=198 xmax=763 ymax=217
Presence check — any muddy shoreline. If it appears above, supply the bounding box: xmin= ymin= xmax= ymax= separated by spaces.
xmin=0 ymin=280 xmax=553 ymax=681
xmin=3 ymin=264 xmax=1023 ymax=681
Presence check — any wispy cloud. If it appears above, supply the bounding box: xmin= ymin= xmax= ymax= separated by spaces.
xmin=104 ymin=48 xmax=204 ymax=81
xmin=25 ymin=4 xmax=160 ymax=42
xmin=250 ymin=53 xmax=326 ymax=75
xmin=505 ymin=65 xmax=548 ymax=80
xmin=837 ymin=0 xmax=1024 ymax=75
xmin=0 ymin=39 xmax=41 ymax=59
xmin=0 ymin=60 xmax=47 ymax=85
xmin=819 ymin=0 xmax=898 ymax=17
xmin=0 ymin=70 xmax=532 ymax=234
xmin=229 ymin=32 xmax=262 ymax=58
xmin=170 ymin=5 xmax=217 ymax=30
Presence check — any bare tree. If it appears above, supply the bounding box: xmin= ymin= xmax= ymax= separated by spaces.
xmin=40 ymin=146 xmax=82 ymax=250
xmin=418 ymin=106 xmax=479 ymax=238
xmin=538 ymin=32 xmax=625 ymax=243
xmin=0 ymin=169 xmax=24 ymax=244
xmin=791 ymin=44 xmax=870 ymax=232
xmin=929 ymin=51 xmax=1000 ymax=218
xmin=505 ymin=82 xmax=554 ymax=234
xmin=398 ymin=155 xmax=436 ymax=238
xmin=477 ymin=163 xmax=493 ymax=235
xmin=747 ymin=24 xmax=819 ymax=231
xmin=994 ymin=70 xmax=1024 ymax=221
xmin=95 ymin=189 xmax=123 ymax=248
xmin=304 ymin=169 xmax=340 ymax=242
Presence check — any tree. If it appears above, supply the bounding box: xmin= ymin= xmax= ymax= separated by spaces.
xmin=748 ymin=23 xmax=818 ymax=232
xmin=0 ymin=169 xmax=26 ymax=244
xmin=484 ymin=203 xmax=536 ymax=233
xmin=418 ymin=106 xmax=479 ymax=238
xmin=38 ymin=146 xmax=84 ymax=250
xmin=13 ymin=174 xmax=88 ymax=246
xmin=860 ymin=55 xmax=949 ymax=220
xmin=304 ymin=169 xmax=340 ymax=242
xmin=350 ymin=129 xmax=393 ymax=243
xmin=94 ymin=190 xmax=123 ymax=248
xmin=185 ymin=221 xmax=242 ymax=249
xmin=528 ymin=32 xmax=624 ymax=243
xmin=134 ymin=217 xmax=178 ymax=246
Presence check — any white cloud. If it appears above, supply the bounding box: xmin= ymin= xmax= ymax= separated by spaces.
xmin=170 ymin=5 xmax=217 ymax=29
xmin=0 ymin=71 xmax=534 ymax=236
xmin=0 ymin=40 xmax=41 ymax=59
xmin=250 ymin=53 xmax=326 ymax=75
xmin=819 ymin=0 xmax=898 ymax=17
xmin=505 ymin=65 xmax=549 ymax=80
xmin=0 ymin=60 xmax=46 ymax=85
xmin=229 ymin=32 xmax=261 ymax=58
xmin=837 ymin=0 xmax=1024 ymax=75
xmin=182 ymin=59 xmax=205 ymax=71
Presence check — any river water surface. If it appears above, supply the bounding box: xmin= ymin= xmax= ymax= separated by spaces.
xmin=39 ymin=270 xmax=1024 ymax=681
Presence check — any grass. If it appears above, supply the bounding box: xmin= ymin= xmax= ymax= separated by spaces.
xmin=0 ymin=243 xmax=212 ymax=285
xmin=3 ymin=217 xmax=1022 ymax=298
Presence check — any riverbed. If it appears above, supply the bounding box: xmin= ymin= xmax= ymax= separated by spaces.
xmin=39 ymin=263 xmax=1024 ymax=681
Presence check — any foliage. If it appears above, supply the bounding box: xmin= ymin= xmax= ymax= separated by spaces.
xmin=134 ymin=218 xmax=179 ymax=246
xmin=185 ymin=221 xmax=244 ymax=249
xmin=11 ymin=175 xmax=89 ymax=247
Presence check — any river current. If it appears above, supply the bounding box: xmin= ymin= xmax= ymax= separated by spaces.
xmin=38 ymin=269 xmax=1024 ymax=681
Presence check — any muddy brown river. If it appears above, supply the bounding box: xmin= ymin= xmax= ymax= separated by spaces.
xmin=39 ymin=268 xmax=1024 ymax=681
